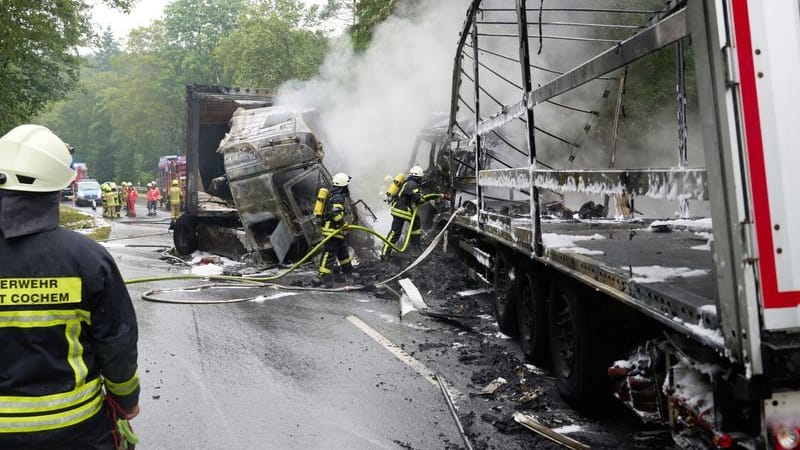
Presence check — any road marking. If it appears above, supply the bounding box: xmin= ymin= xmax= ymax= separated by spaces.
xmin=346 ymin=315 xmax=439 ymax=387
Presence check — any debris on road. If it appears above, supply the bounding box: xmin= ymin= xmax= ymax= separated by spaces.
xmin=399 ymin=278 xmax=429 ymax=317
xmin=513 ymin=412 xmax=591 ymax=450
xmin=479 ymin=377 xmax=507 ymax=395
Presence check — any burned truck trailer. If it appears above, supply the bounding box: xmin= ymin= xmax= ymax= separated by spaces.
xmin=430 ymin=1 xmax=800 ymax=448
xmin=176 ymin=85 xmax=339 ymax=262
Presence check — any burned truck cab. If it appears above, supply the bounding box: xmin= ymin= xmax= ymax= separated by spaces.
xmin=179 ymin=85 xmax=348 ymax=263
xmin=219 ymin=106 xmax=332 ymax=263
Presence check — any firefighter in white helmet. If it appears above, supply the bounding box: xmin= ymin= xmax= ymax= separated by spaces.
xmin=382 ymin=165 xmax=425 ymax=258
xmin=0 ymin=125 xmax=140 ymax=449
xmin=312 ymin=172 xmax=354 ymax=288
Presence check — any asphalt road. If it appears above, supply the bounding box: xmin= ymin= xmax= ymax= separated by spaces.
xmin=78 ymin=200 xmax=674 ymax=450
xmin=98 ymin=210 xmax=466 ymax=449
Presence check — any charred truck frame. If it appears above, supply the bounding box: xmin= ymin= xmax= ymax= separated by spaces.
xmin=177 ymin=85 xmax=352 ymax=263
xmin=430 ymin=1 xmax=800 ymax=448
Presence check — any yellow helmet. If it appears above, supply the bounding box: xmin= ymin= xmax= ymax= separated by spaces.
xmin=172 ymin=179 xmax=179 ymax=186
xmin=0 ymin=125 xmax=76 ymax=192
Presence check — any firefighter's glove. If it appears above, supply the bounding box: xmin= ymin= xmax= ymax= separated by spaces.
xmin=116 ymin=418 xmax=139 ymax=450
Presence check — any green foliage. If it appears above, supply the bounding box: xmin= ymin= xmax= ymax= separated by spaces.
xmin=59 ymin=205 xmax=111 ymax=241
xmin=215 ymin=1 xmax=329 ymax=87
xmin=350 ymin=0 xmax=396 ymax=52
xmin=33 ymin=0 xmax=331 ymax=184
xmin=0 ymin=0 xmax=131 ymax=134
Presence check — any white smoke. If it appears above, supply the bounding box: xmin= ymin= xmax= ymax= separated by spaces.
xmin=277 ymin=0 xmax=470 ymax=205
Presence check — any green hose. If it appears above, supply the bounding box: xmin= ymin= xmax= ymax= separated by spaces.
xmin=126 ymin=195 xmax=443 ymax=287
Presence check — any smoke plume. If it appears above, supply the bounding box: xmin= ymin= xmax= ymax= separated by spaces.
xmin=277 ymin=0 xmax=470 ymax=206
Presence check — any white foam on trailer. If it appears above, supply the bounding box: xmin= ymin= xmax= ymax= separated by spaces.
xmin=648 ymin=217 xmax=713 ymax=232
xmin=630 ymin=266 xmax=708 ymax=284
xmin=563 ymin=247 xmax=605 ymax=256
xmin=542 ymin=233 xmax=605 ymax=248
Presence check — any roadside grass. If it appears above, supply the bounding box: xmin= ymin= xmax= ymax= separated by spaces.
xmin=59 ymin=205 xmax=111 ymax=241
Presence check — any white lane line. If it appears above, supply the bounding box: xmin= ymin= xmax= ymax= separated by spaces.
xmin=347 ymin=315 xmax=441 ymax=388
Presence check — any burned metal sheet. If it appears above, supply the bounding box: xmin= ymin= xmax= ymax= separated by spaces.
xmin=478 ymin=167 xmax=708 ymax=201
xmin=269 ymin=220 xmax=293 ymax=264
xmin=474 ymin=8 xmax=688 ymax=138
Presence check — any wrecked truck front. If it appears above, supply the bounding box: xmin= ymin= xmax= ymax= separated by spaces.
xmin=219 ymin=106 xmax=330 ymax=262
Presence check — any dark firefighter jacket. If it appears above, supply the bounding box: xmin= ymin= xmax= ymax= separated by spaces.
xmin=0 ymin=190 xmax=139 ymax=445
xmin=321 ymin=187 xmax=349 ymax=240
xmin=390 ymin=176 xmax=423 ymax=221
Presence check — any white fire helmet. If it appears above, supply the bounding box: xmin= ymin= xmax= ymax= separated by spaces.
xmin=0 ymin=125 xmax=76 ymax=193
xmin=409 ymin=165 xmax=424 ymax=177
xmin=332 ymin=172 xmax=351 ymax=187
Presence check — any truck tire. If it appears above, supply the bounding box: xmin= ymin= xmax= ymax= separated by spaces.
xmin=493 ymin=249 xmax=517 ymax=336
xmin=516 ymin=265 xmax=548 ymax=364
xmin=173 ymin=215 xmax=199 ymax=255
xmin=548 ymin=278 xmax=606 ymax=411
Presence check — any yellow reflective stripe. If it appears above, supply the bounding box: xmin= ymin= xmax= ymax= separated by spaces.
xmin=0 ymin=309 xmax=91 ymax=328
xmin=104 ymin=373 xmax=139 ymax=397
xmin=0 ymin=277 xmax=82 ymax=307
xmin=390 ymin=208 xmax=413 ymax=220
xmin=0 ymin=378 xmax=101 ymax=415
xmin=410 ymin=229 xmax=422 ymax=235
xmin=319 ymin=253 xmax=331 ymax=274
xmin=0 ymin=310 xmax=92 ymax=411
xmin=0 ymin=394 xmax=103 ymax=433
xmin=382 ymin=231 xmax=395 ymax=255
xmin=321 ymin=225 xmax=345 ymax=239
xmin=65 ymin=321 xmax=88 ymax=387
xmin=339 ymin=257 xmax=352 ymax=266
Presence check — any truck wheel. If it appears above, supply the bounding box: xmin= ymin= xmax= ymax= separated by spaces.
xmin=173 ymin=215 xmax=198 ymax=255
xmin=493 ymin=249 xmax=518 ymax=336
xmin=548 ymin=278 xmax=606 ymax=410
xmin=516 ymin=265 xmax=548 ymax=364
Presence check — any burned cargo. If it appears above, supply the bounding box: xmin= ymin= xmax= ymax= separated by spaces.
xmin=174 ymin=85 xmax=364 ymax=263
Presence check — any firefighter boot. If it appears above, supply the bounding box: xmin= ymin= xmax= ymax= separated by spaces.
xmin=311 ymin=275 xmax=331 ymax=289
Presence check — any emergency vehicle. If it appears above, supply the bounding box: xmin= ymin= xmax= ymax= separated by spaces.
xmin=157 ymin=155 xmax=186 ymax=210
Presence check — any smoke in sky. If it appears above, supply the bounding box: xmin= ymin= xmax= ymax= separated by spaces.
xmin=277 ymin=0 xmax=470 ymax=205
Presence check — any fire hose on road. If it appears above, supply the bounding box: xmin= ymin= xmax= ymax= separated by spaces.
xmin=126 ymin=196 xmax=461 ymax=304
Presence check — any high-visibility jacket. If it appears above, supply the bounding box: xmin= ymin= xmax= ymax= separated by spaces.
xmin=168 ymin=186 xmax=182 ymax=205
xmin=146 ymin=187 xmax=160 ymax=202
xmin=390 ymin=176 xmax=423 ymax=221
xmin=0 ymin=225 xmax=139 ymax=444
xmin=321 ymin=187 xmax=348 ymax=240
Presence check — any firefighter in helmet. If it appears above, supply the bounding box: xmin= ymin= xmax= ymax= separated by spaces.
xmin=312 ymin=172 xmax=354 ymax=288
xmin=381 ymin=165 xmax=426 ymax=258
xmin=0 ymin=125 xmax=140 ymax=449
xmin=168 ymin=178 xmax=182 ymax=225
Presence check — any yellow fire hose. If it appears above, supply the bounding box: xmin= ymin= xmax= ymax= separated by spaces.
xmin=129 ymin=195 xmax=446 ymax=303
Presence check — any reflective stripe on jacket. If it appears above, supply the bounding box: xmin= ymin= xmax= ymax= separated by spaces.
xmin=321 ymin=188 xmax=348 ymax=239
xmin=0 ymin=227 xmax=139 ymax=435
xmin=390 ymin=177 xmax=422 ymax=220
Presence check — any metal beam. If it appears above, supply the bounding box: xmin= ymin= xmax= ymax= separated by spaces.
xmin=478 ymin=167 xmax=708 ymax=201
xmin=476 ymin=8 xmax=689 ymax=137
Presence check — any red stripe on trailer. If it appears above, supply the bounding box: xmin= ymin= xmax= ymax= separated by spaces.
xmin=731 ymin=0 xmax=800 ymax=309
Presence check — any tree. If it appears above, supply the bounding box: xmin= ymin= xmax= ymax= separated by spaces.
xmin=350 ymin=0 xmax=396 ymax=52
xmin=0 ymin=0 xmax=133 ymax=133
xmin=94 ymin=27 xmax=121 ymax=71
xmin=161 ymin=0 xmax=248 ymax=83
xmin=215 ymin=1 xmax=328 ymax=88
